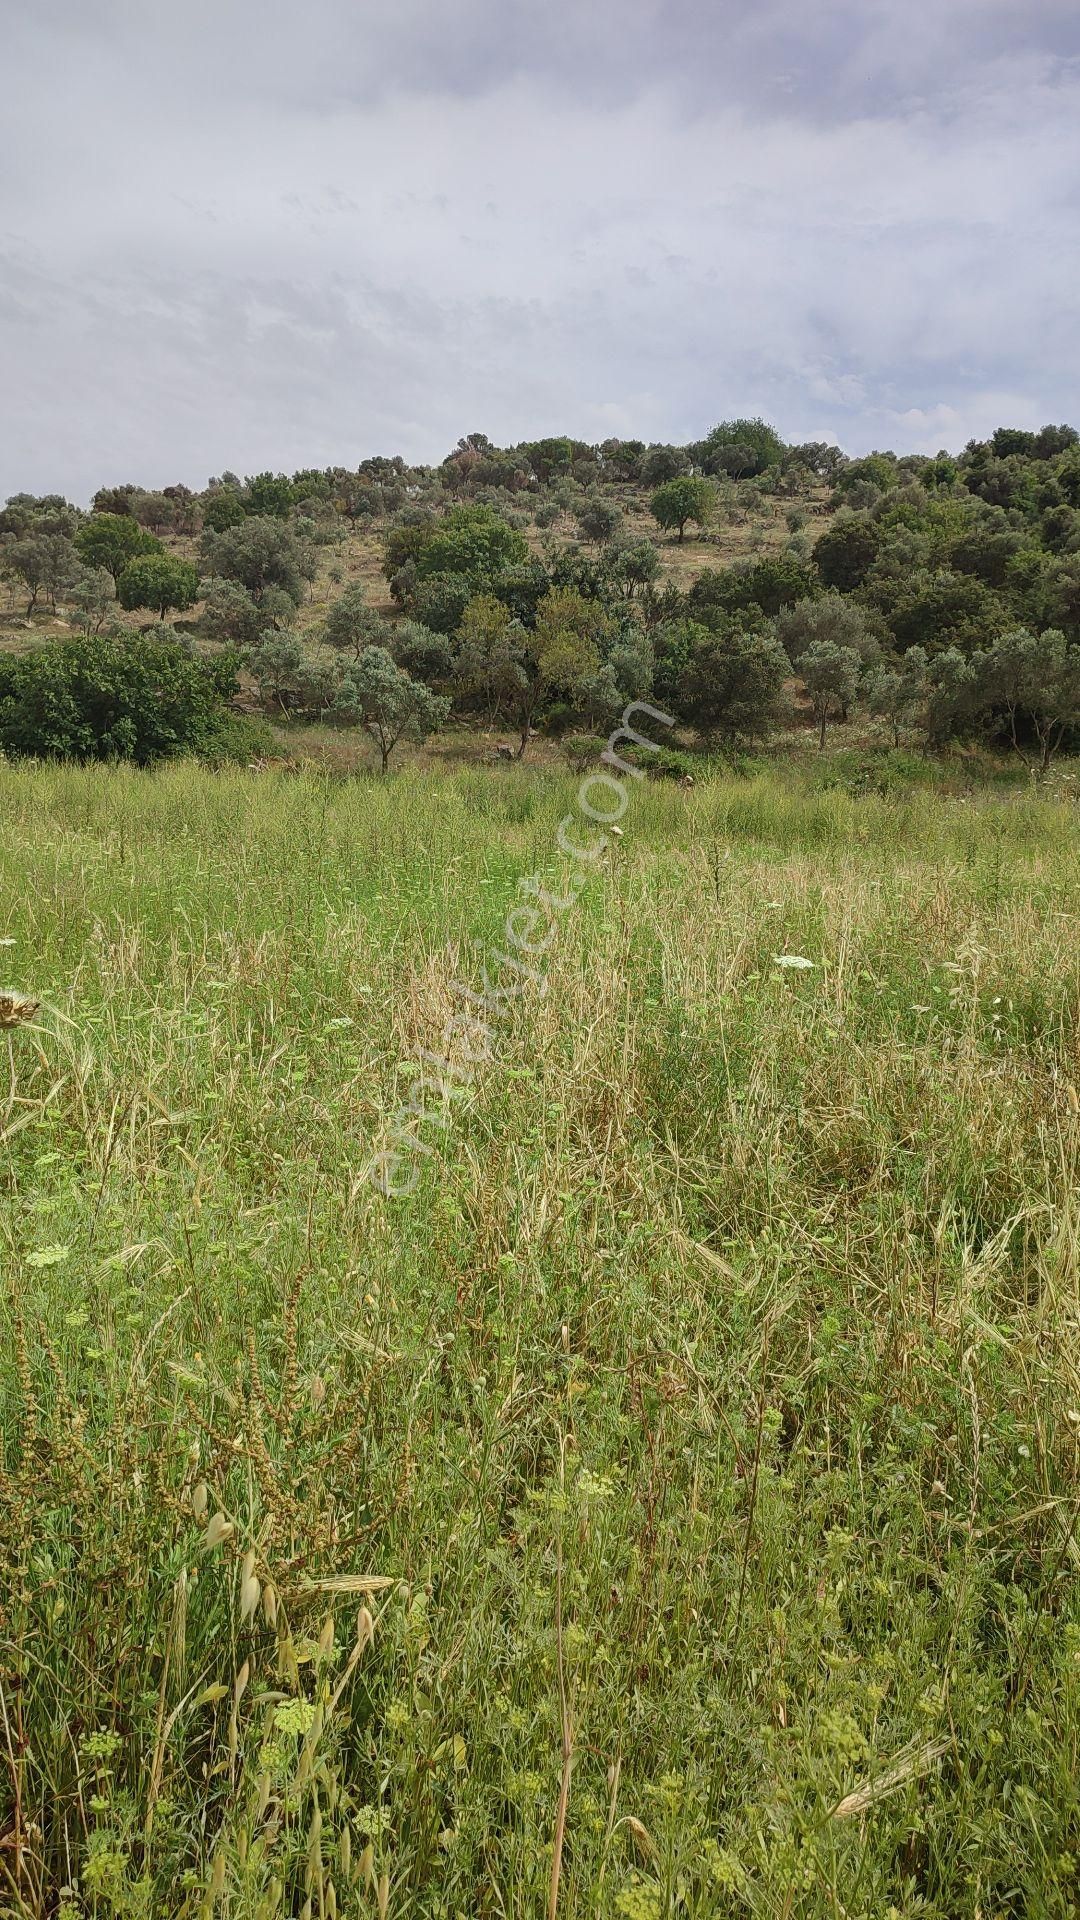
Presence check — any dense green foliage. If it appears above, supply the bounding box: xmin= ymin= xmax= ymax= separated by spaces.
xmin=74 ymin=512 xmax=162 ymax=583
xmin=0 ymin=631 xmax=238 ymax=763
xmin=117 ymin=553 xmax=199 ymax=619
xmin=4 ymin=415 xmax=1080 ymax=767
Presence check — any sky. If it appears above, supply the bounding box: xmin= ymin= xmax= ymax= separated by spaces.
xmin=1 ymin=0 xmax=1079 ymax=501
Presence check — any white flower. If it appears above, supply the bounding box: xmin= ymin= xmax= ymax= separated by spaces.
xmin=773 ymin=955 xmax=815 ymax=971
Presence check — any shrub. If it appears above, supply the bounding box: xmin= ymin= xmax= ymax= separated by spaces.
xmin=0 ymin=633 xmax=239 ymax=764
xmin=560 ymin=733 xmax=607 ymax=771
xmin=198 ymin=710 xmax=279 ymax=764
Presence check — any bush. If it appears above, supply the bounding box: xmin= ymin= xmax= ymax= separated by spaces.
xmin=198 ymin=710 xmax=279 ymax=764
xmin=560 ymin=733 xmax=607 ymax=772
xmin=612 ymin=741 xmax=699 ymax=781
xmin=0 ymin=633 xmax=240 ymax=765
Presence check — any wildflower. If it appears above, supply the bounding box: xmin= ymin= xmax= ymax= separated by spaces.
xmin=0 ymin=991 xmax=39 ymax=1027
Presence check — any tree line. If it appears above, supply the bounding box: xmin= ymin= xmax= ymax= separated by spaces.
xmin=2 ymin=419 xmax=1079 ymax=773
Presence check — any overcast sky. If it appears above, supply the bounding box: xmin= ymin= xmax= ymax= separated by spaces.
xmin=2 ymin=0 xmax=1078 ymax=501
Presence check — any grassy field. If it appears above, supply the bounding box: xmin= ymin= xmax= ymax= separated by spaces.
xmin=2 ymin=758 xmax=1080 ymax=1917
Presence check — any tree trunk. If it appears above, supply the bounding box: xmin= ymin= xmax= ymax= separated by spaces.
xmin=819 ymin=710 xmax=827 ymax=750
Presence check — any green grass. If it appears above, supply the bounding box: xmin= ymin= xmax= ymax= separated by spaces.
xmin=2 ymin=758 xmax=1080 ymax=1918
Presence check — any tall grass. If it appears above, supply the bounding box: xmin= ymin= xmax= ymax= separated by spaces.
xmin=1 ymin=759 xmax=1079 ymax=1917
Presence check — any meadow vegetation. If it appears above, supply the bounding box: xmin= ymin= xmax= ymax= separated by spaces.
xmin=2 ymin=755 xmax=1079 ymax=1916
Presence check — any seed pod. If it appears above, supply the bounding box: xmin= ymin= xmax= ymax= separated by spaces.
xmin=202 ymin=1511 xmax=233 ymax=1550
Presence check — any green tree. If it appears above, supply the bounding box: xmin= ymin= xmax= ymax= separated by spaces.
xmin=245 ymin=472 xmax=295 ymax=518
xmin=689 ymin=555 xmax=817 ymax=622
xmin=776 ymin=592 xmax=878 ymax=667
xmin=640 ymin=445 xmax=690 ymax=486
xmin=91 ymin=485 xmax=138 ymax=517
xmin=696 ymin=418 xmax=785 ymax=478
xmin=812 ymin=515 xmax=881 ymax=591
xmin=887 ymin=569 xmax=1004 ymax=657
xmin=202 ymin=489 xmax=247 ymax=533
xmin=455 ymin=594 xmax=524 ymax=722
xmin=385 ymin=505 xmax=528 ymax=598
xmin=200 ymin=517 xmax=303 ymax=604
xmin=650 ymin=476 xmax=716 ymax=543
xmin=660 ymin=618 xmax=788 ymax=741
xmin=510 ymin=588 xmax=610 ymax=755
xmin=575 ymin=495 xmax=623 ymax=547
xmin=117 ymin=554 xmax=199 ymax=620
xmin=524 ymin=438 xmax=576 ymax=484
xmin=322 ymin=584 xmax=383 ymax=658
xmin=334 ymin=646 xmax=450 ymax=772
xmin=982 ymin=627 xmax=1080 ymax=777
xmin=800 ymin=640 xmax=861 ymax=748
xmin=833 ymin=453 xmax=897 ymax=499
xmin=75 ymin=514 xmax=162 ymax=585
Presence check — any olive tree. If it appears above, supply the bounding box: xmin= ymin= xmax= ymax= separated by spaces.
xmin=70 ymin=568 xmax=116 ymax=635
xmin=322 ymin=583 xmax=383 ymax=658
xmin=800 ymin=640 xmax=861 ymax=747
xmin=659 ymin=618 xmax=788 ymax=742
xmin=335 ymin=645 xmax=450 ymax=772
xmin=574 ymin=495 xmax=623 ymax=547
xmin=5 ymin=533 xmax=80 ymax=614
xmin=982 ymin=627 xmax=1080 ymax=778
xmin=200 ymin=516 xmax=304 ymax=605
xmin=248 ymin=633 xmax=338 ymax=715
xmin=776 ymin=592 xmax=879 ymax=668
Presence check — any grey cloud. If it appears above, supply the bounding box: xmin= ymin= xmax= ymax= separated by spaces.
xmin=1 ymin=0 xmax=1078 ymax=498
